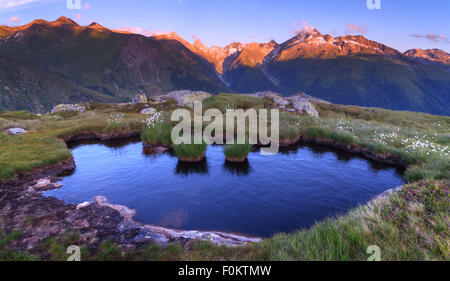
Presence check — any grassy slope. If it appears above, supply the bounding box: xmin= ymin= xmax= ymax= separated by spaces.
xmin=0 ymin=24 xmax=229 ymax=108
xmin=0 ymin=55 xmax=116 ymax=113
xmin=274 ymin=56 xmax=450 ymax=115
xmin=222 ymin=66 xmax=280 ymax=93
xmin=0 ymin=97 xmax=448 ymax=260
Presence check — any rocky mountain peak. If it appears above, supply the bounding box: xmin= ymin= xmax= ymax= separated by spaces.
xmin=87 ymin=22 xmax=110 ymax=32
xmin=193 ymin=38 xmax=207 ymax=50
xmin=53 ymin=16 xmax=78 ymax=26
xmin=404 ymin=48 xmax=450 ymax=64
xmin=271 ymin=30 xmax=401 ymax=62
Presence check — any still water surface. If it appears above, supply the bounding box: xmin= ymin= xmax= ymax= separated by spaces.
xmin=46 ymin=138 xmax=404 ymax=237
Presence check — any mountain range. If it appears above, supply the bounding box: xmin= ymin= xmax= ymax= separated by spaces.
xmin=0 ymin=17 xmax=449 ymax=115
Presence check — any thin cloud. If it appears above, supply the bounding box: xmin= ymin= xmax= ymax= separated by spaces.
xmin=115 ymin=26 xmax=143 ymax=35
xmin=8 ymin=16 xmax=20 ymax=23
xmin=152 ymin=30 xmax=173 ymax=36
xmin=114 ymin=26 xmax=152 ymax=37
xmin=345 ymin=24 xmax=369 ymax=35
xmin=410 ymin=33 xmax=449 ymax=43
xmin=0 ymin=0 xmax=55 ymax=10
xmin=293 ymin=20 xmax=316 ymax=36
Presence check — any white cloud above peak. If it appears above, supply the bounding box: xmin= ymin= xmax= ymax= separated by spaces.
xmin=8 ymin=16 xmax=20 ymax=23
xmin=0 ymin=0 xmax=55 ymax=11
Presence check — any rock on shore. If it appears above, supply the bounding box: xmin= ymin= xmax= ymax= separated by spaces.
xmin=155 ymin=90 xmax=211 ymax=108
xmin=51 ymin=104 xmax=86 ymax=114
xmin=247 ymin=90 xmax=326 ymax=117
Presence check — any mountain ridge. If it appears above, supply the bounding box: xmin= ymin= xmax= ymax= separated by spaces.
xmin=0 ymin=17 xmax=449 ymax=115
xmin=0 ymin=17 xmax=229 ymax=110
xmin=2 ymin=18 xmax=449 ymax=66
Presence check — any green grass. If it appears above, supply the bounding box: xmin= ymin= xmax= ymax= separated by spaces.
xmin=174 ymin=141 xmax=207 ymax=162
xmin=203 ymin=94 xmax=268 ymax=111
xmin=302 ymin=127 xmax=356 ymax=145
xmin=279 ymin=120 xmax=301 ymax=141
xmin=0 ymin=133 xmax=71 ymax=179
xmin=140 ymin=120 xmax=173 ymax=147
xmin=0 ymin=230 xmax=37 ymax=261
xmin=0 ymin=111 xmax=39 ymax=120
xmin=0 ymin=109 xmax=144 ymax=179
xmin=224 ymin=143 xmax=253 ymax=161
xmin=50 ymin=111 xmax=79 ymax=119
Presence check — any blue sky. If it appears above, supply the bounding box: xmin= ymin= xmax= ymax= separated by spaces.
xmin=0 ymin=0 xmax=449 ymax=52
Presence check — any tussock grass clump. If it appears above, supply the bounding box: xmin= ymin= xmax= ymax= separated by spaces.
xmin=174 ymin=141 xmax=207 ymax=162
xmin=140 ymin=120 xmax=173 ymax=147
xmin=224 ymin=143 xmax=253 ymax=162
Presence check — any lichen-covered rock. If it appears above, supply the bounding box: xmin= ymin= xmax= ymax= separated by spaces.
xmin=33 ymin=177 xmax=63 ymax=191
xmin=156 ymin=90 xmax=211 ymax=108
xmin=132 ymin=94 xmax=148 ymax=104
xmin=248 ymin=91 xmax=327 ymax=116
xmin=34 ymin=178 xmax=51 ymax=189
xmin=287 ymin=92 xmax=324 ymax=117
xmin=288 ymin=91 xmax=330 ymax=104
xmin=6 ymin=128 xmax=28 ymax=135
xmin=291 ymin=100 xmax=319 ymax=117
xmin=246 ymin=91 xmax=289 ymax=106
xmin=51 ymin=104 xmax=86 ymax=114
